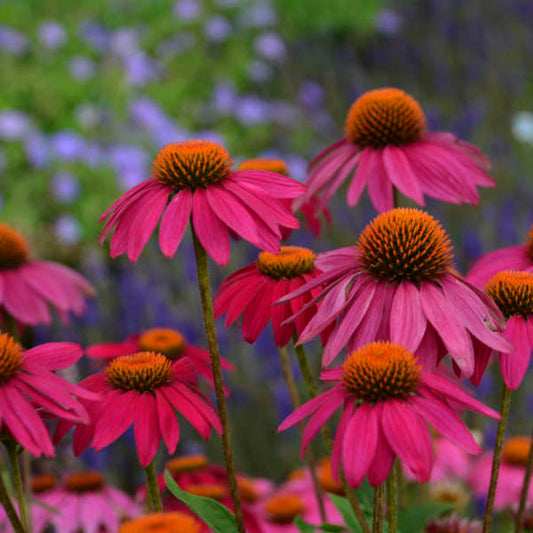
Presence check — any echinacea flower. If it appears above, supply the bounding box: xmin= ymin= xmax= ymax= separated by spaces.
xmin=279 ymin=342 xmax=499 ymax=487
xmin=467 ymin=223 xmax=533 ymax=287
xmin=474 ymin=271 xmax=533 ymax=389
xmin=214 ymin=246 xmax=324 ymax=346
xmin=119 ymin=512 xmax=202 ymax=533
xmin=424 ymin=513 xmax=482 ymax=533
xmin=99 ymin=140 xmax=306 ymax=265
xmin=238 ymin=158 xmax=331 ymax=238
xmin=0 ymin=223 xmax=94 ymax=325
xmin=85 ymin=327 xmax=234 ymax=387
xmin=54 ymin=353 xmax=222 ymax=466
xmin=470 ymin=436 xmax=533 ymax=510
xmin=0 ymin=333 xmax=96 ymax=457
xmin=280 ymin=208 xmax=511 ymax=377
xmin=31 ymin=471 xmax=140 ymax=533
xmin=305 ymin=87 xmax=494 ymax=212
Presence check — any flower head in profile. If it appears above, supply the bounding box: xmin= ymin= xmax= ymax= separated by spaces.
xmin=85 ymin=327 xmax=234 ymax=388
xmin=119 ymin=512 xmax=202 ymax=533
xmin=0 ymin=223 xmax=94 ymax=325
xmin=280 ymin=208 xmax=511 ymax=377
xmin=279 ymin=342 xmax=499 ymax=487
xmin=424 ymin=514 xmax=482 ymax=533
xmin=54 ymin=353 xmax=222 ymax=466
xmin=0 ymin=333 xmax=96 ymax=457
xmin=238 ymin=158 xmax=331 ymax=238
xmin=100 ymin=140 xmax=306 ymax=265
xmin=214 ymin=246 xmax=324 ymax=346
xmin=467 ymin=223 xmax=533 ymax=287
xmin=305 ymin=87 xmax=493 ymax=212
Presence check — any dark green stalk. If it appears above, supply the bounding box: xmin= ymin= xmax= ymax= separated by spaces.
xmin=373 ymin=485 xmax=385 ymax=533
xmin=386 ymin=463 xmax=398 ymax=533
xmin=515 ymin=426 xmax=533 ymax=532
xmin=0 ymin=467 xmax=24 ymax=533
xmin=144 ymin=460 xmax=162 ymax=512
xmin=5 ymin=441 xmax=27 ymax=531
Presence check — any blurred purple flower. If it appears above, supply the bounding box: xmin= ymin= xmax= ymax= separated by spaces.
xmin=82 ymin=142 xmax=104 ymax=167
xmin=375 ymin=8 xmax=403 ymax=35
xmin=0 ymin=25 xmax=28 ymax=55
xmin=299 ymin=81 xmax=324 ymax=108
xmin=108 ymin=144 xmax=150 ymax=189
xmin=25 ymin=134 xmax=49 ymax=168
xmin=78 ymin=22 xmax=108 ymax=51
xmin=124 ymin=53 xmax=159 ymax=86
xmin=54 ymin=215 xmax=82 ymax=245
xmin=38 ymin=21 xmax=66 ymax=49
xmin=270 ymin=101 xmax=298 ymax=125
xmin=75 ymin=104 xmax=101 ymax=129
xmin=110 ymin=29 xmax=139 ymax=58
xmin=0 ymin=150 xmax=5 ymax=173
xmin=68 ymin=56 xmax=96 ymax=80
xmin=286 ymin=154 xmax=308 ymax=182
xmin=0 ymin=111 xmax=33 ymax=141
xmin=130 ymin=98 xmax=168 ymax=131
xmin=51 ymin=172 xmax=80 ymax=203
xmin=247 ymin=60 xmax=272 ymax=82
xmin=213 ymin=83 xmax=237 ymax=114
xmin=240 ymin=3 xmax=277 ymax=27
xmin=174 ymin=0 xmax=201 ymax=21
xmin=234 ymin=95 xmax=270 ymax=125
xmin=254 ymin=32 xmax=285 ymax=60
xmin=194 ymin=131 xmax=226 ymax=145
xmin=204 ymin=16 xmax=232 ymax=42
xmin=50 ymin=131 xmax=86 ymax=161
xmin=156 ymin=32 xmax=195 ymax=59
xmin=215 ymin=0 xmax=239 ymax=7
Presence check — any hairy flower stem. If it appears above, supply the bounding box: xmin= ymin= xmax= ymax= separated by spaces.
xmin=192 ymin=229 xmax=245 ymax=533
xmin=144 ymin=460 xmax=162 ymax=512
xmin=291 ymin=337 xmax=370 ymax=533
xmin=373 ymin=484 xmax=385 ymax=533
xmin=387 ymin=463 xmax=398 ymax=533
xmin=515 ymin=426 xmax=533 ymax=532
xmin=6 ymin=441 xmax=28 ymax=532
xmin=278 ymin=346 xmax=327 ymax=523
xmin=483 ymin=384 xmax=512 ymax=533
xmin=0 ymin=466 xmax=24 ymax=533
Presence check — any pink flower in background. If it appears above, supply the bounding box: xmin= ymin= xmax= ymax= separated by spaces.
xmin=305 ymin=87 xmax=494 ymax=212
xmin=279 ymin=208 xmax=511 ymax=377
xmin=0 ymin=223 xmax=94 ymax=325
xmin=99 ymin=140 xmax=305 ymax=265
xmin=430 ymin=438 xmax=473 ymax=484
xmin=214 ymin=246 xmax=324 ymax=346
xmin=279 ymin=342 xmax=499 ymax=487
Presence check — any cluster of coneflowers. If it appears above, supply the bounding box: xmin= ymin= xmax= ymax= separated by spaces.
xmin=0 ymin=87 xmax=531 ymax=533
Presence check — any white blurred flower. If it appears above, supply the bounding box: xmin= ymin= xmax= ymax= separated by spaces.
xmin=512 ymin=111 xmax=533 ymax=144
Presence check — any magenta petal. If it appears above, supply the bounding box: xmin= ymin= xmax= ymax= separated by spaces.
xmin=134 ymin=393 xmax=161 ymax=466
xmin=390 ymin=282 xmax=427 ymax=352
xmin=308 ymin=139 xmax=349 ymax=170
xmin=156 ymin=391 xmax=180 ymax=454
xmin=159 ymin=189 xmax=192 ymax=258
xmin=173 ymin=382 xmax=222 ymax=434
xmin=382 ymin=146 xmax=425 ymax=205
xmin=499 ymin=316 xmax=531 ymax=390
xmin=331 ymin=401 xmax=354 ymax=483
xmin=23 ymin=343 xmax=83 ymax=370
xmin=271 ymin=280 xmax=295 ymax=347
xmin=3 ymin=271 xmax=51 ymax=325
xmin=366 ymin=149 xmax=394 ymax=212
xmin=367 ymin=405 xmax=396 ymax=487
xmin=241 ymin=278 xmax=276 ymax=343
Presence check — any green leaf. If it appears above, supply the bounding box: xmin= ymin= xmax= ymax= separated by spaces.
xmin=328 ymin=493 xmax=363 ymax=533
xmin=164 ymin=470 xmax=238 ymax=533
xmin=397 ymin=502 xmax=455 ymax=533
xmin=294 ymin=517 xmax=347 ymax=532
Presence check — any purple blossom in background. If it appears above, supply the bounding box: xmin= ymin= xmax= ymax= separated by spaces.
xmin=247 ymin=60 xmax=272 ymax=82
xmin=124 ymin=53 xmax=159 ymax=86
xmin=174 ymin=0 xmax=201 ymax=21
xmin=68 ymin=56 xmax=96 ymax=80
xmin=25 ymin=134 xmax=49 ymax=168
xmin=54 ymin=215 xmax=82 ymax=245
xmin=110 ymin=29 xmax=140 ymax=58
xmin=108 ymin=144 xmax=150 ymax=189
xmin=215 ymin=0 xmax=239 ymax=7
xmin=254 ymin=32 xmax=285 ymax=61
xmin=270 ymin=101 xmax=298 ymax=125
xmin=130 ymin=98 xmax=168 ymax=131
xmin=38 ymin=21 xmax=66 ymax=49
xmin=78 ymin=21 xmax=108 ymax=51
xmin=195 ymin=130 xmax=226 ymax=145
xmin=234 ymin=95 xmax=270 ymax=125
xmin=156 ymin=32 xmax=195 ymax=59
xmin=0 ymin=150 xmax=5 ymax=173
xmin=50 ymin=131 xmax=86 ymax=161
xmin=75 ymin=103 xmax=101 ymax=129
xmin=375 ymin=8 xmax=403 ymax=35
xmin=204 ymin=16 xmax=232 ymax=42
xmin=285 ymin=154 xmax=308 ymax=182
xmin=51 ymin=172 xmax=80 ymax=203
xmin=240 ymin=3 xmax=277 ymax=27
xmin=81 ymin=142 xmax=104 ymax=167
xmin=0 ymin=110 xmax=33 ymax=141
xmin=299 ymin=81 xmax=324 ymax=108
xmin=213 ymin=83 xmax=237 ymax=115
xmin=0 ymin=25 xmax=28 ymax=55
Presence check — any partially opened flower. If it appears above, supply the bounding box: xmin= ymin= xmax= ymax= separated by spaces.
xmin=467 ymin=224 xmax=533 ymax=287
xmin=305 ymin=87 xmax=494 ymax=212
xmin=119 ymin=512 xmax=202 ymax=533
xmin=280 ymin=208 xmax=511 ymax=377
xmin=424 ymin=514 xmax=482 ymax=533
xmin=0 ymin=333 xmax=96 ymax=457
xmin=214 ymin=246 xmax=324 ymax=346
xmin=85 ymin=327 xmax=234 ymax=387
xmin=100 ymin=140 xmax=306 ymax=265
xmin=0 ymin=223 xmax=94 ymax=325
xmin=54 ymin=353 xmax=222 ymax=466
xmin=279 ymin=342 xmax=499 ymax=487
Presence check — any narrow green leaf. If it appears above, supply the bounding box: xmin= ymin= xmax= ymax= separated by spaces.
xmin=328 ymin=493 xmax=363 ymax=533
xmin=164 ymin=470 xmax=238 ymax=533
xmin=397 ymin=502 xmax=455 ymax=533
xmin=294 ymin=516 xmax=317 ymax=533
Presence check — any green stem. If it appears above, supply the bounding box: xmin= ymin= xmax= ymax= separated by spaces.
xmin=396 ymin=461 xmax=407 ymax=509
xmin=483 ymin=384 xmax=512 ymax=533
xmin=373 ymin=485 xmax=385 ymax=533
xmin=386 ymin=463 xmax=398 ymax=533
xmin=0 ymin=467 xmax=24 ymax=533
xmin=191 ymin=229 xmax=246 ymax=533
xmin=144 ymin=460 xmax=162 ymax=512
xmin=278 ymin=346 xmax=327 ymax=523
xmin=5 ymin=441 xmax=27 ymax=531
xmin=515 ymin=426 xmax=533 ymax=533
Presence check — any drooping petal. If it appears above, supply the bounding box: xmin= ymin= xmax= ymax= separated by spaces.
xmin=390 ymin=282 xmax=427 ymax=352
xmin=331 ymin=401 xmax=354 ymax=483
xmin=156 ymin=391 xmax=180 ymax=454
xmin=382 ymin=146 xmax=425 ymax=205
xmin=367 ymin=405 xmax=396 ymax=487
xmin=366 ymin=149 xmax=394 ymax=212
xmin=134 ymin=393 xmax=161 ymax=466
xmin=241 ymin=278 xmax=277 ymax=343
xmin=23 ymin=343 xmax=83 ymax=370
xmin=499 ymin=315 xmax=531 ymax=390
xmin=159 ymin=188 xmax=192 ymax=258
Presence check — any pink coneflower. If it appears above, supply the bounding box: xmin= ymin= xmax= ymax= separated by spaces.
xmin=280 ymin=208 xmax=511 ymax=377
xmin=467 ymin=224 xmax=533 ymax=287
xmin=305 ymin=87 xmax=494 ymax=212
xmin=214 ymin=246 xmax=324 ymax=346
xmin=470 ymin=437 xmax=533 ymax=510
xmin=279 ymin=342 xmax=499 ymax=487
xmin=99 ymin=141 xmax=306 ymax=265
xmin=119 ymin=512 xmax=202 ymax=533
xmin=54 ymin=353 xmax=222 ymax=466
xmin=0 ymin=223 xmax=94 ymax=325
xmin=31 ymin=472 xmax=140 ymax=533
xmin=0 ymin=333 xmax=95 ymax=457
xmin=85 ymin=327 xmax=234 ymax=387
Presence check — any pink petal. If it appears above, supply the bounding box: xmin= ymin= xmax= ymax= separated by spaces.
xmin=24 ymin=343 xmax=82 ymax=370
xmin=85 ymin=341 xmax=139 ymax=360
xmin=382 ymin=146 xmax=425 ymax=205
xmin=499 ymin=316 xmax=531 ymax=390
xmin=156 ymin=391 xmax=180 ymax=454
xmin=271 ymin=280 xmax=295 ymax=347
xmin=367 ymin=405 xmax=396 ymax=487
xmin=233 ymin=170 xmax=306 ymax=199
xmin=241 ymin=278 xmax=277 ymax=343
xmin=159 ymin=189 xmax=192 ymax=258
xmin=308 ymin=139 xmax=349 ymax=170
xmin=134 ymin=393 xmax=161 ymax=466
xmin=331 ymin=401 xmax=355 ymax=483
xmin=366 ymin=149 xmax=394 ymax=212
xmin=390 ymin=282 xmax=427 ymax=351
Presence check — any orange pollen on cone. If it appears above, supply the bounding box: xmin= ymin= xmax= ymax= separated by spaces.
xmin=139 ymin=328 xmax=187 ymax=361
xmin=357 ymin=208 xmax=454 ymax=283
xmin=317 ymin=458 xmax=344 ymax=495
xmin=64 ymin=472 xmax=105 ymax=493
xmin=0 ymin=224 xmax=30 ymax=270
xmin=238 ymin=158 xmax=289 ymax=176
xmin=486 ymin=271 xmax=533 ymax=319
xmin=257 ymin=246 xmax=316 ymax=280
xmin=237 ymin=476 xmax=259 ymax=503
xmin=264 ymin=494 xmax=305 ymax=524
xmin=345 ymin=87 xmax=426 ymax=148
xmin=342 ymin=341 xmax=421 ymax=402
xmin=502 ymin=436 xmax=532 ymax=467
xmin=165 ymin=454 xmax=209 ymax=474
xmin=185 ymin=483 xmax=228 ymax=501
xmin=106 ymin=352 xmax=171 ymax=392
xmin=31 ymin=474 xmax=57 ymax=494
xmin=119 ymin=512 xmax=202 ymax=533
xmin=0 ymin=333 xmax=24 ymax=383
xmin=152 ymin=140 xmax=232 ymax=190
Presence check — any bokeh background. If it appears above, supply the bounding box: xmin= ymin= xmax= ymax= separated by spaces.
xmin=1 ymin=0 xmax=533 ymax=519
